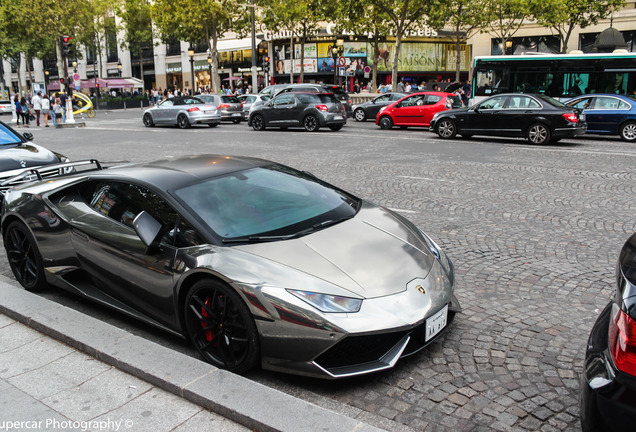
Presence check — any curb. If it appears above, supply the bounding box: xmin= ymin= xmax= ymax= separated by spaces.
xmin=0 ymin=276 xmax=385 ymax=432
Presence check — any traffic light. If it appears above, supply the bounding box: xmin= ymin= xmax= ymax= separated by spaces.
xmin=95 ymin=83 xmax=99 ymax=89
xmin=262 ymin=56 xmax=270 ymax=71
xmin=61 ymin=35 xmax=72 ymax=56
xmin=60 ymin=77 xmax=65 ymax=85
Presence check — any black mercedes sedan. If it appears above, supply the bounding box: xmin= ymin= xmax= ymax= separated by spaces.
xmin=580 ymin=233 xmax=636 ymax=431
xmin=0 ymin=120 xmax=70 ymax=195
xmin=430 ymin=93 xmax=587 ymax=145
xmin=248 ymin=91 xmax=346 ymax=132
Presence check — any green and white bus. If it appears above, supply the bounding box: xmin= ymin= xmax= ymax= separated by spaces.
xmin=472 ymin=52 xmax=636 ymax=103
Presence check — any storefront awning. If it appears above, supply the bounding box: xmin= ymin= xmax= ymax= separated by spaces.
xmin=217 ymin=38 xmax=254 ymax=53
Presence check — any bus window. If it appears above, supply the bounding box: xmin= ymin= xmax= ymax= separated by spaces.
xmin=563 ymin=73 xmax=588 ymax=97
xmin=475 ymin=68 xmax=509 ymax=96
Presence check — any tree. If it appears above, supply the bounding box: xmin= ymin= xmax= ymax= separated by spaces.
xmin=152 ymin=0 xmax=249 ymax=94
xmin=530 ymin=0 xmax=626 ymax=53
xmin=483 ymin=0 xmax=530 ymax=55
xmin=439 ymin=0 xmax=490 ymax=81
xmin=374 ymin=0 xmax=440 ymax=90
xmin=338 ymin=2 xmax=393 ymax=92
xmin=118 ymin=0 xmax=153 ymax=86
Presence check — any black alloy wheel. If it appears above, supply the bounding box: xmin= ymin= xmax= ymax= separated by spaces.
xmin=184 ymin=279 xmax=259 ymax=374
xmin=436 ymin=119 xmax=457 ymax=139
xmin=527 ymin=123 xmax=550 ymax=145
xmin=251 ymin=114 xmax=265 ymax=131
xmin=379 ymin=116 xmax=393 ymax=130
xmin=177 ymin=114 xmax=191 ymax=129
xmin=303 ymin=115 xmax=320 ymax=132
xmin=4 ymin=221 xmax=47 ymax=292
xmin=354 ymin=108 xmax=366 ymax=122
xmin=143 ymin=113 xmax=154 ymax=127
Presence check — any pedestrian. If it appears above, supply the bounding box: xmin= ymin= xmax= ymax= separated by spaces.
xmin=397 ymin=80 xmax=405 ymax=93
xmin=20 ymin=96 xmax=30 ymax=127
xmin=41 ymin=93 xmax=50 ymax=127
xmin=52 ymin=98 xmax=62 ymax=126
xmin=13 ymin=95 xmax=22 ymax=126
xmin=59 ymin=92 xmax=67 ymax=123
xmin=32 ymin=92 xmax=42 ymax=126
xmin=462 ymin=80 xmax=472 ymax=106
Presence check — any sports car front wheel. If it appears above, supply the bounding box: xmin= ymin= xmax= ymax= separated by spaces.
xmin=184 ymin=279 xmax=260 ymax=374
xmin=4 ymin=221 xmax=47 ymax=292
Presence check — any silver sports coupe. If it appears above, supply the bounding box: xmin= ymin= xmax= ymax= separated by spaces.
xmin=1 ymin=155 xmax=460 ymax=378
xmin=142 ymin=96 xmax=221 ymax=128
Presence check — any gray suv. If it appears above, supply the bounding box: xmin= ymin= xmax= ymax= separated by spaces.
xmin=248 ymin=92 xmax=346 ymax=132
xmin=261 ymin=84 xmax=353 ymax=118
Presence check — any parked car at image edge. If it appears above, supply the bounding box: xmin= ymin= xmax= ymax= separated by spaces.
xmin=197 ymin=94 xmax=244 ymax=123
xmin=249 ymin=91 xmax=346 ymax=132
xmin=0 ymin=100 xmax=12 ymax=115
xmin=142 ymin=96 xmax=221 ymax=129
xmin=430 ymin=93 xmax=587 ymax=145
xmin=376 ymin=91 xmax=463 ymax=130
xmin=1 ymin=154 xmax=460 ymax=379
xmin=352 ymin=92 xmax=407 ymax=122
xmin=565 ymin=94 xmax=636 ymax=142
xmin=0 ymin=120 xmax=70 ymax=198
xmin=580 ymin=233 xmax=636 ymax=431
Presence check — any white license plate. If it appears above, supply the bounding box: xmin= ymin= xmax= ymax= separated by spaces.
xmin=232 ymin=113 xmax=241 ymax=116
xmin=205 ymin=110 xmax=216 ymax=114
xmin=425 ymin=305 xmax=448 ymax=342
xmin=333 ymin=115 xmax=343 ymax=120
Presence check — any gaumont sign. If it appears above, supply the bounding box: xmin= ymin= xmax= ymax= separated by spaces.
xmin=262 ymin=24 xmax=440 ymax=41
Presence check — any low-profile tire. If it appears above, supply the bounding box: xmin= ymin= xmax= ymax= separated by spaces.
xmin=304 ymin=115 xmax=320 ymax=132
xmin=4 ymin=221 xmax=47 ymax=292
xmin=232 ymin=118 xmax=242 ymax=124
xmin=208 ymin=123 xmax=218 ymax=128
xmin=354 ymin=108 xmax=366 ymax=122
xmin=143 ymin=113 xmax=154 ymax=127
xmin=436 ymin=119 xmax=457 ymax=139
xmin=619 ymin=121 xmax=636 ymax=142
xmin=184 ymin=279 xmax=260 ymax=374
xmin=177 ymin=114 xmax=191 ymax=129
xmin=251 ymin=114 xmax=265 ymax=131
xmin=378 ymin=116 xmax=393 ymax=130
xmin=329 ymin=124 xmax=344 ymax=131
xmin=527 ymin=123 xmax=550 ymax=145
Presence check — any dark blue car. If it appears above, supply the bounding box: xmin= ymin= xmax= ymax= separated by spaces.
xmin=565 ymin=94 xmax=636 ymax=142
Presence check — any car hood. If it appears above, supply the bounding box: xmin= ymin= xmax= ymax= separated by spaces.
xmin=237 ymin=203 xmax=436 ymax=299
xmin=0 ymin=143 xmax=60 ymax=175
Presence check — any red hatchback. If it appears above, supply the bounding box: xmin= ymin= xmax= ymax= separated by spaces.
xmin=376 ymin=91 xmax=463 ymax=129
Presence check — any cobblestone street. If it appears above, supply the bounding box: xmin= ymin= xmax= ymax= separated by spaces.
xmin=1 ymin=114 xmax=633 ymax=431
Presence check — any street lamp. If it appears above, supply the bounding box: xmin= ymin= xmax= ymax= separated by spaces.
xmin=72 ymin=61 xmax=77 ymax=73
xmin=207 ymin=53 xmax=212 ymax=91
xmin=331 ymin=38 xmax=344 ymax=86
xmin=117 ymin=59 xmax=122 ymax=77
xmin=188 ymin=46 xmax=195 ymax=95
xmin=44 ymin=70 xmax=49 ymax=94
xmin=505 ymin=40 xmax=513 ymax=55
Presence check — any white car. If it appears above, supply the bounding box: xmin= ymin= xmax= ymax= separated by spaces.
xmin=0 ymin=100 xmax=13 ymax=115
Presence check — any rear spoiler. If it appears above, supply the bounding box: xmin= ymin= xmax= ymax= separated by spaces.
xmin=0 ymin=159 xmax=103 ymax=193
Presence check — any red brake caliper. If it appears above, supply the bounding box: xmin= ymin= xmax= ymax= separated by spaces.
xmin=201 ymin=297 xmax=216 ymax=344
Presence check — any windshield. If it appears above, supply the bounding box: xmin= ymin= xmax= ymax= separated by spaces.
xmin=175 ymin=166 xmax=360 ymax=241
xmin=0 ymin=123 xmax=22 ymax=145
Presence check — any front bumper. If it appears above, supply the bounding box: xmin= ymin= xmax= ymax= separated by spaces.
xmin=580 ymin=301 xmax=636 ymax=431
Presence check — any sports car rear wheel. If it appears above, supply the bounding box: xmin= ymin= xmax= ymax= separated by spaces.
xmin=184 ymin=279 xmax=259 ymax=374
xmin=4 ymin=221 xmax=46 ymax=292
xmin=177 ymin=114 xmax=191 ymax=129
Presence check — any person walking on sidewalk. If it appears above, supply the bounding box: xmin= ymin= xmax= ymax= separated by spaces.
xmin=52 ymin=98 xmax=61 ymax=127
xmin=41 ymin=94 xmax=50 ymax=127
xmin=13 ymin=94 xmax=23 ymax=127
xmin=19 ymin=96 xmax=30 ymax=127
xmin=32 ymin=92 xmax=42 ymax=126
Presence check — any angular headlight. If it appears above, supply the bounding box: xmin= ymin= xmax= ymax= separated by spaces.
xmin=287 ymin=289 xmax=362 ymax=313
xmin=419 ymin=229 xmax=454 ymax=280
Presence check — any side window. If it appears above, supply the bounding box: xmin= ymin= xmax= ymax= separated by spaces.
xmin=274 ymin=94 xmax=294 ymax=106
xmin=88 ymin=182 xmax=200 ymax=246
xmin=425 ymin=95 xmax=442 ymax=105
xmin=159 ymin=100 xmax=173 ymax=107
xmin=375 ymin=95 xmax=390 ymax=103
xmin=400 ymin=96 xmax=417 ymax=107
xmin=479 ymin=96 xmax=507 ymax=110
xmin=619 ymin=100 xmax=631 ymax=110
xmin=595 ymin=96 xmax=623 ymax=110
xmin=568 ymin=98 xmax=593 ymax=110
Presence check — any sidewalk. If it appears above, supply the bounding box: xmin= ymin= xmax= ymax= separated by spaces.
xmin=0 ymin=276 xmax=384 ymax=432
xmin=0 ymin=315 xmax=249 ymax=432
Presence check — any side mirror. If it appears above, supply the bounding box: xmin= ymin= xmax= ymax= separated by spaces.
xmin=133 ymin=210 xmax=162 ymax=248
xmin=22 ymin=132 xmax=34 ymax=141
